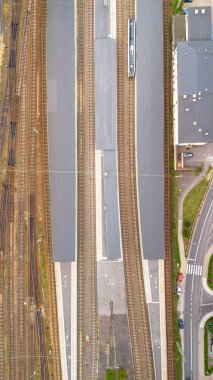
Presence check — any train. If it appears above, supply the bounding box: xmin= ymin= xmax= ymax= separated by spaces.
xmin=128 ymin=18 xmax=136 ymax=78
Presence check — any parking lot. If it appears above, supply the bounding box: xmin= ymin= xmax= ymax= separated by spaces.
xmin=176 ymin=143 xmax=213 ymax=194
xmin=176 ymin=143 xmax=213 ymax=170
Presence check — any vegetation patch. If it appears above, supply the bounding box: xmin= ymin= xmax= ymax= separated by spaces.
xmin=194 ymin=163 xmax=204 ymax=177
xmin=171 ymin=0 xmax=184 ymax=16
xmin=207 ymin=255 xmax=213 ymax=291
xmin=204 ymin=318 xmax=213 ymax=376
xmin=183 ymin=167 xmax=213 ymax=250
xmin=105 ymin=368 xmax=127 ymax=380
xmin=171 ymin=173 xmax=182 ymax=380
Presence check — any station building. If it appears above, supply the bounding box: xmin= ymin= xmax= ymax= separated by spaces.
xmin=173 ymin=6 xmax=213 ymax=146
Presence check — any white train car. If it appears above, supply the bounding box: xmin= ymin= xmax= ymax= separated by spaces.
xmin=128 ymin=19 xmax=136 ymax=78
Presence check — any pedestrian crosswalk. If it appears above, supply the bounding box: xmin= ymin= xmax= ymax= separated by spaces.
xmin=186 ymin=264 xmax=202 ymax=276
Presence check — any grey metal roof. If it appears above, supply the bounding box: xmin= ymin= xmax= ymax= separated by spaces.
xmin=47 ymin=0 xmax=76 ymax=262
xmin=137 ymin=0 xmax=165 ymax=260
xmin=186 ymin=7 xmax=212 ymax=41
xmin=177 ymin=41 xmax=213 ymax=144
xmin=95 ymin=0 xmax=121 ymax=261
xmin=102 ymin=151 xmax=121 ymax=260
xmin=96 ymin=0 xmax=109 ymax=39
xmin=95 ymin=39 xmax=117 ymax=150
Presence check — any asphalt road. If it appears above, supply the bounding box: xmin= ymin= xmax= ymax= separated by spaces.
xmin=184 ymin=183 xmax=213 ymax=379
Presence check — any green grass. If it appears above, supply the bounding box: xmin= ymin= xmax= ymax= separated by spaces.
xmin=38 ymin=240 xmax=53 ymax=354
xmin=194 ymin=163 xmax=204 ymax=177
xmin=171 ymin=0 xmax=184 ymax=16
xmin=183 ymin=167 xmax=213 ymax=250
xmin=105 ymin=369 xmax=127 ymax=380
xmin=171 ymin=166 xmax=182 ymax=379
xmin=204 ymin=319 xmax=213 ymax=376
xmin=207 ymin=255 xmax=213 ymax=290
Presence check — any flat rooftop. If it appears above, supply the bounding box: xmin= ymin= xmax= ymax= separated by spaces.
xmin=137 ymin=0 xmax=165 ymax=260
xmin=47 ymin=0 xmax=75 ymax=262
xmin=177 ymin=40 xmax=213 ymax=144
xmin=95 ymin=0 xmax=121 ymax=261
xmin=95 ymin=39 xmax=117 ymax=151
xmin=186 ymin=6 xmax=212 ymax=41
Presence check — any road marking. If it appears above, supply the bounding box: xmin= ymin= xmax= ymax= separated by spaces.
xmin=190 ymin=318 xmax=193 ymax=372
xmin=201 ymin=303 xmax=213 ymax=307
xmin=186 ymin=264 xmax=202 ymax=276
xmin=195 ymin=200 xmax=213 ymax=262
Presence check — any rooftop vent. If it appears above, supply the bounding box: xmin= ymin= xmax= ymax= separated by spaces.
xmin=193 ymin=99 xmax=196 ymax=102
xmin=205 ymin=132 xmax=209 ymax=136
xmin=205 ymin=88 xmax=208 ymax=92
xmin=193 ymin=94 xmax=196 ymax=98
xmin=201 ymin=9 xmax=206 ymax=14
xmin=185 ymin=108 xmax=190 ymax=112
xmin=198 ymin=128 xmax=202 ymax=132
xmin=194 ymin=9 xmax=199 ymax=15
xmin=183 ymin=94 xmax=188 ymax=99
xmin=198 ymin=91 xmax=201 ymax=95
xmin=193 ymin=121 xmax=197 ymax=126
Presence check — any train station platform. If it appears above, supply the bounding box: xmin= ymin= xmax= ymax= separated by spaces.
xmin=136 ymin=1 xmax=167 ymax=379
xmin=95 ymin=0 xmax=121 ymax=261
xmin=136 ymin=0 xmax=165 ymax=261
xmin=47 ymin=0 xmax=76 ymax=262
xmin=47 ymin=1 xmax=76 ymax=379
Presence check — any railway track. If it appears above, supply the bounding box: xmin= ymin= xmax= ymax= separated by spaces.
xmin=40 ymin=0 xmax=62 ymax=378
xmin=26 ymin=1 xmax=50 ymax=377
xmin=77 ymin=1 xmax=97 ymax=379
xmin=116 ymin=1 xmax=155 ymax=379
xmin=163 ymin=1 xmax=176 ymax=379
xmin=0 ymin=1 xmax=61 ymax=378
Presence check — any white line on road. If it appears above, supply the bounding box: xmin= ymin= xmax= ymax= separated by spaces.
xmin=201 ymin=303 xmax=213 ymax=307
xmin=190 ymin=200 xmax=213 ymax=372
xmin=190 ymin=318 xmax=193 ymax=373
xmin=195 ymin=200 xmax=213 ymax=262
xmin=186 ymin=264 xmax=203 ymax=276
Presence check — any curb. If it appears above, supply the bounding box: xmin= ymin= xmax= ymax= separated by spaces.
xmin=185 ymin=170 xmax=213 ymax=256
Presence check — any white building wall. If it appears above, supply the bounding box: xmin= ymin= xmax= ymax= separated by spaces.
xmin=173 ymin=48 xmax=179 ymax=146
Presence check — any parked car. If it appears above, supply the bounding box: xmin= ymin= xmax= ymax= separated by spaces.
xmin=177 ymin=272 xmax=183 ymax=284
xmin=178 ymin=319 xmax=184 ymax=329
xmin=184 ymin=0 xmax=193 ymax=3
xmin=178 ymin=152 xmax=193 ymax=159
xmin=176 ymin=285 xmax=181 ymax=296
xmin=185 ymin=145 xmax=192 ymax=150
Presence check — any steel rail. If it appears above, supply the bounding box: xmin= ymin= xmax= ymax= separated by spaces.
xmin=116 ymin=1 xmax=155 ymax=379
xmin=77 ymin=1 xmax=97 ymax=380
xmin=162 ymin=1 xmax=176 ymax=379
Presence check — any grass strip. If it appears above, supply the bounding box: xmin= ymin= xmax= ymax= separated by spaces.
xmin=207 ymin=255 xmax=213 ymax=291
xmin=204 ymin=318 xmax=213 ymax=376
xmin=183 ymin=167 xmax=213 ymax=250
xmin=105 ymin=369 xmax=127 ymax=380
xmin=171 ymin=170 xmax=182 ymax=380
xmin=171 ymin=0 xmax=184 ymax=16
